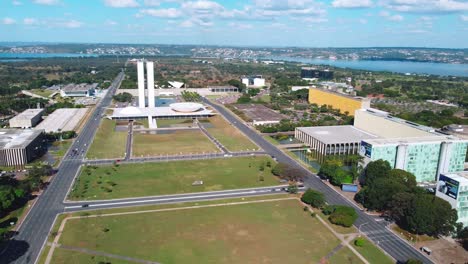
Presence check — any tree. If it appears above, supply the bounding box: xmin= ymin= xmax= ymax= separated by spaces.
xmin=112 ymin=92 xmax=133 ymax=102
xmin=287 ymin=184 xmax=298 ymax=194
xmin=326 ymin=205 xmax=358 ymax=227
xmin=271 ymin=163 xmax=305 ymax=181
xmin=0 ymin=185 xmax=16 ymax=211
xmin=227 ymin=79 xmax=246 ymax=92
xmin=354 ymin=237 xmax=365 ymax=247
xmin=362 ymin=159 xmax=392 ymax=186
xmin=301 ymin=189 xmax=325 ymax=208
xmin=406 ymin=259 xmax=423 ymax=264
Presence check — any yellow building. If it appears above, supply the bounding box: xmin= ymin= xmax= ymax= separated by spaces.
xmin=308 ymin=88 xmax=370 ymax=116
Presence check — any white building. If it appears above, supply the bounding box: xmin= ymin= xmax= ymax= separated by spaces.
xmin=241 ymin=75 xmax=265 ymax=88
xmin=9 ymin=109 xmax=44 ymax=128
xmin=60 ymin=83 xmax=97 ymax=97
xmin=436 ymin=171 xmax=468 ymax=226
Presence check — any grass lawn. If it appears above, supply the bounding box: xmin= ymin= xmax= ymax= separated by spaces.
xmin=49 ymin=140 xmax=72 ymax=166
xmin=329 ymin=247 xmax=364 ymax=264
xmin=317 ymin=210 xmax=357 ymax=234
xmin=87 ymin=119 xmax=127 ymax=159
xmin=30 ymin=89 xmax=54 ymax=97
xmin=352 ymin=237 xmax=394 ymax=264
xmin=55 ymin=199 xmax=340 ymax=264
xmin=69 ymin=156 xmax=280 ymax=200
xmin=205 ymin=115 xmax=258 ymax=152
xmin=132 ymin=130 xmax=219 ymax=156
xmin=49 ymin=248 xmax=134 ymax=264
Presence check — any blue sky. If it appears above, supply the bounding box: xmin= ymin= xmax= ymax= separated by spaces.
xmin=1 ymin=0 xmax=468 ymax=48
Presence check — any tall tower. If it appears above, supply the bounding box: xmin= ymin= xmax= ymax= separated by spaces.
xmin=137 ymin=60 xmax=145 ymax=108
xmin=146 ymin=61 xmax=155 ymax=108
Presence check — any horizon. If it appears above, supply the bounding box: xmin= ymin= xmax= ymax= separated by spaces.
xmin=1 ymin=0 xmax=468 ymax=48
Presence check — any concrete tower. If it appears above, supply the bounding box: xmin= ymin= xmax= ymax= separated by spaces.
xmin=146 ymin=61 xmax=155 ymax=108
xmin=137 ymin=60 xmax=145 ymax=108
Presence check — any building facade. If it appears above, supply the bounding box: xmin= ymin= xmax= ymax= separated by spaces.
xmin=301 ymin=67 xmax=333 ymax=79
xmin=360 ymin=137 xmax=468 ymax=182
xmin=435 ymin=171 xmax=468 ymax=227
xmin=0 ymin=129 xmax=47 ymax=167
xmin=9 ymin=108 xmax=44 ymax=128
xmin=60 ymin=83 xmax=97 ymax=97
xmin=241 ymin=75 xmax=265 ymax=87
xmin=308 ymin=88 xmax=370 ymax=116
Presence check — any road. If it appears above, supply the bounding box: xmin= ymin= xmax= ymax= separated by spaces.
xmin=2 ymin=71 xmax=125 ymax=264
xmin=201 ymin=97 xmax=433 ymax=264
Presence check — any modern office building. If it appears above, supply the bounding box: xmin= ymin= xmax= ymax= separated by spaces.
xmin=435 ymin=171 xmax=468 ymax=227
xmin=9 ymin=108 xmax=44 ymax=128
xmin=0 ymin=129 xmax=46 ymax=167
xmin=295 ymin=125 xmax=377 ymax=155
xmin=301 ymin=67 xmax=333 ymax=79
xmin=308 ymin=88 xmax=370 ymax=116
xmin=241 ymin=75 xmax=265 ymax=88
xmin=60 ymin=83 xmax=97 ymax=97
xmin=360 ymin=136 xmax=468 ymax=182
xmin=356 ymin=109 xmax=468 ymax=182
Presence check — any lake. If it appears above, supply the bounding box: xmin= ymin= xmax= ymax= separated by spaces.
xmin=270 ymin=56 xmax=468 ymax=77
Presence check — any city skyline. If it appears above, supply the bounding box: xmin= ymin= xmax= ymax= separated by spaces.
xmin=0 ymin=0 xmax=467 ymax=48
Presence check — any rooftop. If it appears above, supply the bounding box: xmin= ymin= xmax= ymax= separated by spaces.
xmin=0 ymin=129 xmax=44 ymax=149
xmin=441 ymin=171 xmax=468 ymax=184
xmin=10 ymin=108 xmax=44 ymax=121
xmin=61 ymin=83 xmax=98 ymax=92
xmin=359 ymin=108 xmax=442 ymax=135
xmin=363 ymin=135 xmax=466 ymax=146
xmin=296 ymin=125 xmax=378 ymax=144
xmin=309 ymin=87 xmax=367 ymax=102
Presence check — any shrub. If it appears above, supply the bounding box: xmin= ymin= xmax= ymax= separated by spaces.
xmin=301 ymin=189 xmax=325 ymax=208
xmin=328 ymin=205 xmax=358 ymax=227
xmin=354 ymin=237 xmax=365 ymax=247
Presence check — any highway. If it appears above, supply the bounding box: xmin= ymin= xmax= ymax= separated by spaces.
xmin=2 ymin=71 xmax=125 ymax=264
xmin=201 ymin=97 xmax=433 ymax=264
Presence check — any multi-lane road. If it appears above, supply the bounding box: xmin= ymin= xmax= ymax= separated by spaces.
xmin=2 ymin=71 xmax=125 ymax=264
xmin=1 ymin=73 xmax=432 ymax=264
xmin=201 ymin=97 xmax=433 ymax=264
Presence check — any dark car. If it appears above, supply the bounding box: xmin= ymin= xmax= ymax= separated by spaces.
xmin=82 ymin=204 xmax=89 ymax=208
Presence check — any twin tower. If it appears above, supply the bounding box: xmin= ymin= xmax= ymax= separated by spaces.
xmin=137 ymin=60 xmax=155 ymax=108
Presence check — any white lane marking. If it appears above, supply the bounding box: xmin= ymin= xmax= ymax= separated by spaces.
xmin=64 ymin=190 xmax=263 ymax=209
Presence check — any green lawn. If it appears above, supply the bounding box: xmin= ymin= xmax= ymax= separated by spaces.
xmin=30 ymin=89 xmax=54 ymax=97
xmin=132 ymin=130 xmax=219 ymax=156
xmin=329 ymin=247 xmax=365 ymax=264
xmin=49 ymin=247 xmax=135 ymax=264
xmin=69 ymin=156 xmax=280 ymax=200
xmin=55 ymin=199 xmax=340 ymax=264
xmin=87 ymin=119 xmax=127 ymax=159
xmin=352 ymin=237 xmax=394 ymax=264
xmin=205 ymin=115 xmax=258 ymax=152
xmin=156 ymin=118 xmax=195 ymax=128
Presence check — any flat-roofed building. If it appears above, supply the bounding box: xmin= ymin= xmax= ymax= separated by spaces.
xmin=241 ymin=75 xmax=265 ymax=88
xmin=436 ymin=171 xmax=468 ymax=227
xmin=308 ymin=88 xmax=370 ymax=116
xmin=295 ymin=125 xmax=377 ymax=155
xmin=301 ymin=67 xmax=333 ymax=79
xmin=60 ymin=83 xmax=97 ymax=97
xmin=9 ymin=108 xmax=44 ymax=128
xmin=360 ymin=135 xmax=468 ymax=182
xmin=36 ymin=108 xmax=88 ymax=133
xmin=354 ymin=108 xmax=436 ymax=138
xmin=0 ymin=129 xmax=46 ymax=167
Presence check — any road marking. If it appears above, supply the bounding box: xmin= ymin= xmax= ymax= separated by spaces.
xmin=64 ymin=189 xmax=266 ymax=209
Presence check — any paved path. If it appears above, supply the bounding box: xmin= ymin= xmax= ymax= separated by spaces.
xmin=58 ymin=245 xmax=160 ymax=264
xmin=196 ymin=119 xmax=229 ymax=154
xmin=124 ymin=120 xmax=133 ymax=160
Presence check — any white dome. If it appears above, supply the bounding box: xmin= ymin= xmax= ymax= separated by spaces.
xmin=170 ymin=102 xmax=203 ymax=113
xmin=120 ymin=106 xmax=142 ymax=115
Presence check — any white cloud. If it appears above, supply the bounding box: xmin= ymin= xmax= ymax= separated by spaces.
xmin=2 ymin=17 xmax=16 ymax=25
xmin=462 ymin=15 xmax=468 ymax=21
xmin=104 ymin=0 xmax=139 ymax=8
xmin=379 ymin=10 xmax=404 ymax=21
xmin=252 ymin=0 xmax=326 ymax=17
xmin=228 ymin=22 xmax=253 ymax=29
xmin=138 ymin=8 xmax=183 ymax=18
xmin=332 ymin=0 xmax=373 ymax=8
xmin=23 ymin=18 xmax=39 ymax=25
xmin=301 ymin=17 xmax=328 ymax=23
xmin=359 ymin=18 xmax=368 ymax=24
xmin=144 ymin=0 xmax=160 ymax=6
xmin=12 ymin=0 xmax=22 ymax=5
xmin=382 ymin=0 xmax=468 ymax=13
xmin=105 ymin=19 xmax=118 ymax=25
xmin=60 ymin=20 xmax=83 ymax=28
xmin=33 ymin=0 xmax=60 ymax=5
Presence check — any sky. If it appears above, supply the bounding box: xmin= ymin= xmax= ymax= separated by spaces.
xmin=1 ymin=0 xmax=468 ymax=48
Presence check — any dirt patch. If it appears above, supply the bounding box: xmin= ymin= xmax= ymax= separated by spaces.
xmin=416 ymin=238 xmax=468 ymax=264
